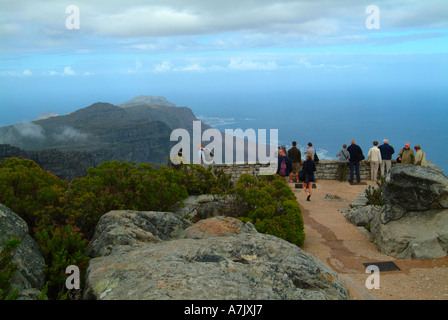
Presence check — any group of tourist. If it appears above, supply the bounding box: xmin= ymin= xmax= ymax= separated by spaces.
xmin=276 ymin=141 xmax=317 ymax=201
xmin=335 ymin=139 xmax=428 ymax=183
xmin=276 ymin=139 xmax=428 ymax=201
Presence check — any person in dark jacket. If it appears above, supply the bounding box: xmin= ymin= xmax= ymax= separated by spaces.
xmin=288 ymin=141 xmax=302 ymax=183
xmin=347 ymin=139 xmax=364 ymax=183
xmin=302 ymin=152 xmax=316 ymax=201
xmin=378 ymin=139 xmax=395 ymax=177
xmin=276 ymin=149 xmax=292 ymax=179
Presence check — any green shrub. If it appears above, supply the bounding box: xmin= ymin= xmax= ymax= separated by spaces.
xmin=366 ymin=176 xmax=385 ymax=206
xmin=172 ymin=164 xmax=234 ymax=195
xmin=0 ymin=158 xmax=68 ymax=231
xmin=227 ymin=174 xmax=305 ymax=247
xmin=0 ymin=158 xmax=85 ymax=300
xmin=34 ymin=224 xmax=89 ymax=300
xmin=0 ymin=238 xmax=21 ymax=300
xmin=65 ymin=161 xmax=189 ymax=240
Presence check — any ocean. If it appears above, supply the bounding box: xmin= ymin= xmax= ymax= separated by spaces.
xmin=187 ymin=91 xmax=448 ymax=174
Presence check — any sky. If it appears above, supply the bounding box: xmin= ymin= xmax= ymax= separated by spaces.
xmin=0 ymin=0 xmax=447 ymax=126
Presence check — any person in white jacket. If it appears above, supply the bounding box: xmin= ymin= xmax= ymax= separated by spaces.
xmin=367 ymin=141 xmax=382 ymax=181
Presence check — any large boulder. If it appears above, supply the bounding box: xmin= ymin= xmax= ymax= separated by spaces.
xmin=83 ymin=215 xmax=348 ymax=300
xmin=0 ymin=204 xmax=45 ymax=294
xmin=181 ymin=216 xmax=257 ymax=239
xmin=344 ymin=205 xmax=381 ymax=227
xmin=380 ymin=165 xmax=448 ymax=223
xmin=86 ymin=210 xmax=192 ymax=257
xmin=172 ymin=194 xmax=229 ymax=220
xmin=371 ymin=209 xmax=448 ymax=259
xmin=370 ymin=165 xmax=448 ymax=259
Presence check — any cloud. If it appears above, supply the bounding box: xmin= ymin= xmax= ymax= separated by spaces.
xmin=54 ymin=126 xmax=88 ymax=142
xmin=1 ymin=0 xmax=447 ymax=54
xmin=0 ymin=69 xmax=33 ymax=77
xmin=13 ymin=121 xmax=45 ymax=140
xmin=22 ymin=69 xmax=32 ymax=76
xmin=47 ymin=66 xmax=80 ymax=76
xmin=153 ymin=60 xmax=172 ymax=72
xmin=63 ymin=66 xmax=75 ymax=75
xmin=228 ymin=58 xmax=278 ymax=71
xmin=178 ymin=64 xmax=203 ymax=72
xmin=298 ymin=58 xmax=324 ymax=69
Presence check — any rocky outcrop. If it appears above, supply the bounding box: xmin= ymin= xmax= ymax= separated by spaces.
xmin=0 ymin=204 xmax=45 ymax=296
xmin=379 ymin=165 xmax=448 ymax=223
xmin=86 ymin=210 xmax=192 ymax=258
xmin=172 ymin=194 xmax=230 ymax=220
xmin=371 ymin=208 xmax=448 ymax=259
xmin=83 ymin=215 xmax=349 ymax=300
xmin=369 ymin=165 xmax=448 ymax=259
xmin=344 ymin=205 xmax=381 ymax=227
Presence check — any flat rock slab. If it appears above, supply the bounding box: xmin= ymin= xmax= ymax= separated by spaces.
xmin=83 ymin=217 xmax=349 ymax=300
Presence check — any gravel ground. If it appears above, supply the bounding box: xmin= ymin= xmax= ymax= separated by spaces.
xmin=291 ymin=180 xmax=448 ymax=300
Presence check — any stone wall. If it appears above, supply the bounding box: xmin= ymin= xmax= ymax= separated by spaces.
xmin=213 ymin=160 xmax=404 ymax=182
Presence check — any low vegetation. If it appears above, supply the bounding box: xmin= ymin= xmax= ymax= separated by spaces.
xmin=0 ymin=158 xmax=304 ymax=299
xmin=365 ymin=176 xmax=386 ymax=206
xmin=226 ymin=174 xmax=305 ymax=247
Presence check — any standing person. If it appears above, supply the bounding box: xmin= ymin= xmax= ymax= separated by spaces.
xmin=288 ymin=141 xmax=302 ymax=183
xmin=171 ymin=148 xmax=187 ymax=167
xmin=302 ymin=153 xmax=316 ymax=201
xmin=367 ymin=141 xmax=382 ymax=181
xmin=378 ymin=139 xmax=395 ymax=177
xmin=336 ymin=144 xmax=350 ymax=182
xmin=276 ymin=149 xmax=292 ymax=180
xmin=397 ymin=142 xmax=415 ymax=165
xmin=198 ymin=144 xmax=214 ymax=169
xmin=347 ymin=139 xmax=364 ymax=183
xmin=414 ymin=145 xmax=428 ymax=166
xmin=304 ymin=142 xmax=315 ymax=159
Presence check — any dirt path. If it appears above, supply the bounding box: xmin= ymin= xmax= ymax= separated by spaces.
xmin=290 ymin=180 xmax=448 ymax=300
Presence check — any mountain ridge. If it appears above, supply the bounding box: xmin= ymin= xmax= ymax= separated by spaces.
xmin=0 ymin=95 xmax=211 ymax=180
xmin=118 ymin=95 xmax=177 ymax=108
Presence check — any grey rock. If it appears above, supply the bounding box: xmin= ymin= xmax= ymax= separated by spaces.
xmin=83 ymin=227 xmax=349 ymax=300
xmin=368 ymin=165 xmax=448 ymax=259
xmin=181 ymin=216 xmax=257 ymax=239
xmin=371 ymin=209 xmax=448 ymax=259
xmin=381 ymin=165 xmax=448 ymax=223
xmin=172 ymin=194 xmax=229 ymax=220
xmin=350 ymin=187 xmax=370 ymax=208
xmin=16 ymin=288 xmax=47 ymax=300
xmin=0 ymin=204 xmax=45 ymax=292
xmin=344 ymin=205 xmax=381 ymax=227
xmin=86 ymin=210 xmax=192 ymax=257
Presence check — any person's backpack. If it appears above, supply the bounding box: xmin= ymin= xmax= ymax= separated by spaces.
xmin=314 ymin=152 xmax=319 ymax=163
xmin=279 ymin=158 xmax=287 ymax=176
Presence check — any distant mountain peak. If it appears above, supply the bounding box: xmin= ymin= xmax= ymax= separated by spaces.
xmin=36 ymin=111 xmax=59 ymax=121
xmin=119 ymin=95 xmax=177 ymax=107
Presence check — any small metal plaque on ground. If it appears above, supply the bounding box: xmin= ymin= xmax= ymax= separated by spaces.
xmin=363 ymin=261 xmax=400 ymax=272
